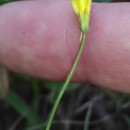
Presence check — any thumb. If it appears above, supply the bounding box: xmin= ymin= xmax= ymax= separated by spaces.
xmin=0 ymin=1 xmax=130 ymax=93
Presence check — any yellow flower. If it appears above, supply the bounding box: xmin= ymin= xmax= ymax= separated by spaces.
xmin=71 ymin=0 xmax=92 ymax=33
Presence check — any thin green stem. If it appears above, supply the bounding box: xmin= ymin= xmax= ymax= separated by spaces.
xmin=46 ymin=31 xmax=86 ymax=130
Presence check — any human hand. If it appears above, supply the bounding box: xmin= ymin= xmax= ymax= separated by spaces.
xmin=0 ymin=0 xmax=130 ymax=93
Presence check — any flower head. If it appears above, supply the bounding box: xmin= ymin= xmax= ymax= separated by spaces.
xmin=71 ymin=0 xmax=92 ymax=32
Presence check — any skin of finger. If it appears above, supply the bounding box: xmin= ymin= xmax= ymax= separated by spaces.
xmin=0 ymin=1 xmax=130 ymax=92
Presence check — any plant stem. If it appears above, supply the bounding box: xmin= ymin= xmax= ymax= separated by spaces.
xmin=46 ymin=31 xmax=86 ymax=130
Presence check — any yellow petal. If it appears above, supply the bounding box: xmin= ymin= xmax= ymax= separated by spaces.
xmin=71 ymin=0 xmax=92 ymax=32
xmin=71 ymin=0 xmax=80 ymax=15
xmin=86 ymin=0 xmax=92 ymax=13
